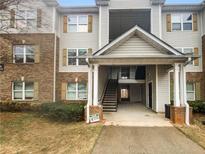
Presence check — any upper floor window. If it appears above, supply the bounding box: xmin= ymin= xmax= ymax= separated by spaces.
xmin=16 ymin=10 xmax=37 ymax=28
xmin=68 ymin=49 xmax=87 ymax=66
xmin=13 ymin=81 xmax=34 ymax=100
xmin=68 ymin=15 xmax=88 ymax=32
xmin=172 ymin=14 xmax=192 ymax=31
xmin=13 ymin=45 xmax=35 ymax=63
xmin=67 ymin=82 xmax=87 ymax=100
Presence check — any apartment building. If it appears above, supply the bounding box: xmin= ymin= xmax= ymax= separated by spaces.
xmin=0 ymin=0 xmax=204 ymax=124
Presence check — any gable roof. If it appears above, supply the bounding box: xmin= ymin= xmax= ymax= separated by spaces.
xmin=93 ymin=25 xmax=184 ymax=57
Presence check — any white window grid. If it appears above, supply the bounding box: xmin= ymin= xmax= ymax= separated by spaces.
xmin=186 ymin=82 xmax=195 ymax=101
xmin=67 ymin=15 xmax=88 ymax=32
xmin=67 ymin=48 xmax=88 ymax=66
xmin=171 ymin=13 xmax=193 ymax=31
xmin=67 ymin=82 xmax=87 ymax=100
xmin=15 ymin=9 xmax=37 ymax=28
xmin=13 ymin=45 xmax=34 ymax=63
xmin=12 ymin=81 xmax=34 ymax=101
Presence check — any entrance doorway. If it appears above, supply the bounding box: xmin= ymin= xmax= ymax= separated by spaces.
xmin=120 ymin=85 xmax=130 ymax=102
xmin=148 ymin=82 xmax=152 ymax=109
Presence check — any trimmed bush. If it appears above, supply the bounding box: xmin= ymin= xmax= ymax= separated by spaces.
xmin=0 ymin=101 xmax=40 ymax=112
xmin=40 ymin=102 xmax=85 ymax=122
xmin=188 ymin=100 xmax=205 ymax=113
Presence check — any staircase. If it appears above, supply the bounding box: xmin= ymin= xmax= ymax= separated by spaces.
xmin=102 ymin=79 xmax=118 ymax=112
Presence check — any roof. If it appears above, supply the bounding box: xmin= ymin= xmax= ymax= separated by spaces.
xmin=93 ymin=25 xmax=184 ymax=57
xmin=43 ymin=0 xmax=59 ymax=7
xmin=57 ymin=6 xmax=99 ymax=13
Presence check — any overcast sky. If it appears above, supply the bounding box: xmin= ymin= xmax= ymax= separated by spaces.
xmin=58 ymin=0 xmax=202 ymax=6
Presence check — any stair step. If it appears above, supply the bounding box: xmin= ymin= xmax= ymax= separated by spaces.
xmin=103 ymin=100 xmax=117 ymax=103
xmin=103 ymin=106 xmax=117 ymax=109
xmin=103 ymin=108 xmax=117 ymax=112
xmin=103 ymin=102 xmax=117 ymax=106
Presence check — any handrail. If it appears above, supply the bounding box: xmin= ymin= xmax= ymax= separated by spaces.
xmin=98 ymin=80 xmax=109 ymax=104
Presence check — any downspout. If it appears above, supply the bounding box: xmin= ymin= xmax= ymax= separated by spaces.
xmin=53 ymin=7 xmax=57 ymax=102
xmin=86 ymin=57 xmax=91 ymax=123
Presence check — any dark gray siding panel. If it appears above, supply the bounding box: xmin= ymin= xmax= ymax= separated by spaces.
xmin=109 ymin=9 xmax=151 ymax=42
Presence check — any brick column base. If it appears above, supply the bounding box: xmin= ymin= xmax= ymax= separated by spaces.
xmin=170 ymin=106 xmax=193 ymax=125
xmin=84 ymin=105 xmax=103 ymax=123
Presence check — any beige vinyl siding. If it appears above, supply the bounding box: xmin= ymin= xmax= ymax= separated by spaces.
xmin=161 ymin=12 xmax=202 ymax=72
xmin=146 ymin=65 xmax=157 ymax=111
xmin=157 ymin=65 xmax=170 ymax=112
xmin=109 ymin=0 xmax=151 ymax=9
xmin=106 ymin=36 xmax=166 ymax=56
xmin=59 ymin=13 xmax=99 ymax=72
xmin=151 ymin=5 xmax=161 ymax=37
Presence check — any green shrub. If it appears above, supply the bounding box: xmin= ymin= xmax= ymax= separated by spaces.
xmin=40 ymin=102 xmax=85 ymax=122
xmin=0 ymin=101 xmax=40 ymax=112
xmin=188 ymin=100 xmax=205 ymax=113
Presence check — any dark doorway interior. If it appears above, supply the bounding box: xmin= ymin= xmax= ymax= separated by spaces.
xmin=148 ymin=82 xmax=152 ymax=109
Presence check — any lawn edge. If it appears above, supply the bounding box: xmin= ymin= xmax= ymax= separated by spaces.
xmin=174 ymin=125 xmax=205 ymax=150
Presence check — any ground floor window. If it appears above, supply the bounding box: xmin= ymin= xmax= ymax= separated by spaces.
xmin=186 ymin=82 xmax=195 ymax=101
xmin=67 ymin=82 xmax=87 ymax=100
xmin=12 ymin=81 xmax=34 ymax=100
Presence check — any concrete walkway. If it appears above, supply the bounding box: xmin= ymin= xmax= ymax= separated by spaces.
xmin=92 ymin=126 xmax=205 ymax=154
xmin=104 ymin=103 xmax=172 ymax=127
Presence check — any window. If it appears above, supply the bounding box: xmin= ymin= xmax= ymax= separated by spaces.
xmin=16 ymin=10 xmax=36 ymax=28
xmin=176 ymin=48 xmax=194 ymax=65
xmin=0 ymin=11 xmax=10 ymax=28
xmin=67 ymin=82 xmax=87 ymax=100
xmin=186 ymin=83 xmax=195 ymax=101
xmin=13 ymin=81 xmax=34 ymax=100
xmin=13 ymin=45 xmax=35 ymax=63
xmin=172 ymin=14 xmax=192 ymax=31
xmin=68 ymin=49 xmax=87 ymax=66
xmin=68 ymin=15 xmax=88 ymax=32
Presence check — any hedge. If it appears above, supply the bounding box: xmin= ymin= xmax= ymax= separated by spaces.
xmin=0 ymin=101 xmax=40 ymax=112
xmin=40 ymin=102 xmax=85 ymax=122
xmin=188 ymin=100 xmax=205 ymax=113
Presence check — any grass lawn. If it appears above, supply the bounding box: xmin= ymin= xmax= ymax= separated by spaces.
xmin=0 ymin=112 xmax=103 ymax=154
xmin=175 ymin=114 xmax=205 ymax=149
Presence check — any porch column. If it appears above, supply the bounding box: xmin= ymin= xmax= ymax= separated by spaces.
xmin=180 ymin=64 xmax=190 ymax=125
xmin=87 ymin=65 xmax=93 ymax=123
xmin=173 ymin=63 xmax=180 ymax=107
xmin=93 ymin=64 xmax=99 ymax=106
xmin=179 ymin=64 xmax=184 ymax=106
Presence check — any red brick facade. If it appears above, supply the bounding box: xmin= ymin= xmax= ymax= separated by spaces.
xmin=0 ymin=34 xmax=55 ymax=103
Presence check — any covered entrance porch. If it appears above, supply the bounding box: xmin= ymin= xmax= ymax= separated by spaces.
xmin=104 ymin=103 xmax=172 ymax=127
xmin=86 ymin=25 xmax=194 ymax=125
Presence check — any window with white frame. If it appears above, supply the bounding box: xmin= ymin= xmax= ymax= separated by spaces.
xmin=0 ymin=11 xmax=10 ymax=28
xmin=68 ymin=49 xmax=87 ymax=66
xmin=13 ymin=45 xmax=35 ymax=63
xmin=186 ymin=82 xmax=195 ymax=101
xmin=13 ymin=81 xmax=34 ymax=100
xmin=172 ymin=14 xmax=192 ymax=31
xmin=176 ymin=48 xmax=194 ymax=65
xmin=16 ymin=10 xmax=36 ymax=28
xmin=68 ymin=15 xmax=88 ymax=32
xmin=67 ymin=82 xmax=87 ymax=100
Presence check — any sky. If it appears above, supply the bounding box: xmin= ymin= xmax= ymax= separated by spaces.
xmin=58 ymin=0 xmax=203 ymax=6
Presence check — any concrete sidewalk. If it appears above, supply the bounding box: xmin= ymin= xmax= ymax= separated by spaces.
xmin=104 ymin=103 xmax=172 ymax=127
xmin=92 ymin=126 xmax=205 ymax=154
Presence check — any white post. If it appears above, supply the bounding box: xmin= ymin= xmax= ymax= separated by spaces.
xmin=181 ymin=64 xmax=190 ymax=125
xmin=87 ymin=65 xmax=93 ymax=123
xmin=179 ymin=64 xmax=184 ymax=106
xmin=174 ymin=63 xmax=180 ymax=107
xmin=93 ymin=64 xmax=99 ymax=106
